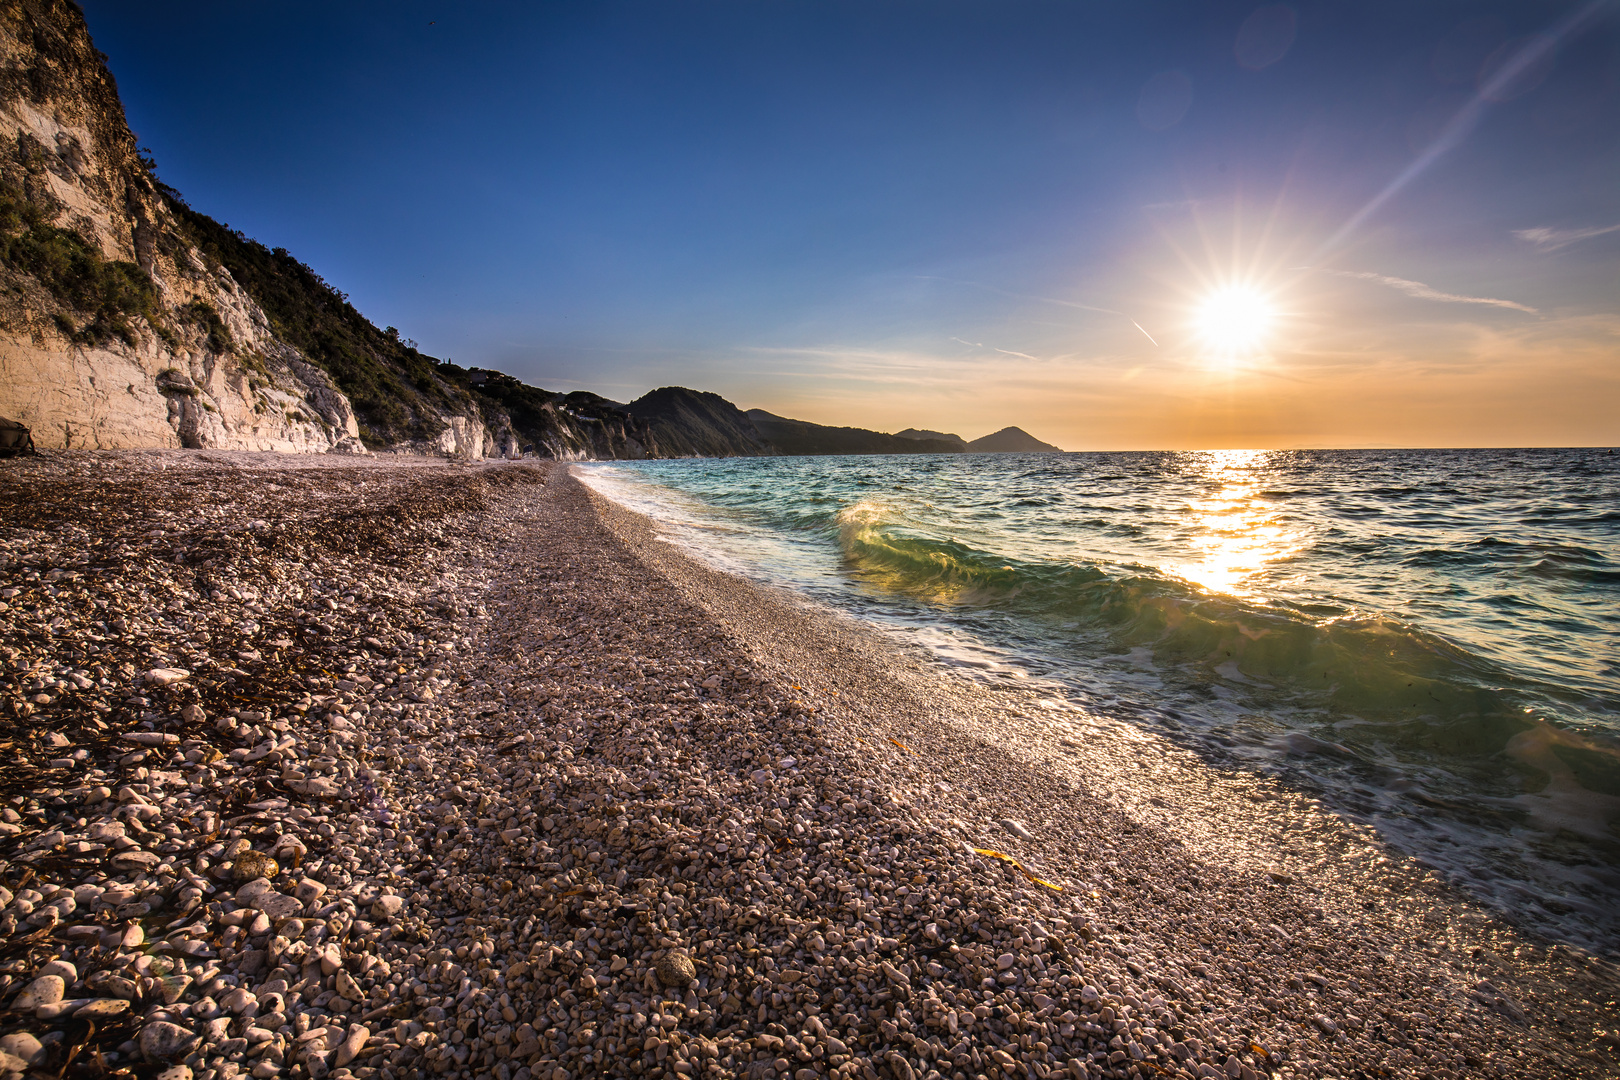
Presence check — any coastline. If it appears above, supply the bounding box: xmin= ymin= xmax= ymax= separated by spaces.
xmin=0 ymin=451 xmax=1612 ymax=1080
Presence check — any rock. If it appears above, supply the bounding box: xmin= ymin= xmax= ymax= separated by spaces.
xmin=144 ymin=668 xmax=191 ymax=686
xmin=180 ymin=703 xmax=206 ymax=724
xmin=996 ymin=953 xmax=1017 ymax=971
xmin=111 ymin=850 xmax=161 ymax=871
xmin=286 ymin=777 xmax=336 ymax=797
xmin=12 ymin=974 xmax=64 ymax=1013
xmin=254 ymin=892 xmax=304 ymax=921
xmin=140 ymin=1020 xmax=199 ymax=1062
xmin=335 ymin=970 xmax=364 ymax=1002
xmin=233 ymin=851 xmax=280 ymax=881
xmin=655 ymin=950 xmax=697 ymax=988
xmin=294 ymin=878 xmax=328 ymax=905
xmin=0 ymin=1050 xmax=29 ymax=1075
xmin=75 ymin=999 xmax=132 ymax=1020
xmin=333 ymin=1024 xmax=369 ymax=1067
xmin=156 ymin=1066 xmax=194 ymax=1080
xmin=123 ymin=731 xmax=180 ymax=745
xmin=998 ymin=819 xmax=1033 ymax=840
xmin=38 ymin=959 xmax=77 ymax=981
xmin=370 ymin=894 xmax=404 ymax=919
xmin=0 ymin=1033 xmax=43 ymax=1065
xmin=236 ymin=878 xmax=276 ymax=905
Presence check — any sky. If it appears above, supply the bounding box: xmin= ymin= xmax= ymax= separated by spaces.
xmin=81 ymin=0 xmax=1620 ymax=450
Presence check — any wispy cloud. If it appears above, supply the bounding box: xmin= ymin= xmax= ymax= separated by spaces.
xmin=1318 ymin=269 xmax=1537 ymax=314
xmin=949 ymin=335 xmax=1042 ymax=362
xmin=1513 ymin=223 xmax=1620 ymax=252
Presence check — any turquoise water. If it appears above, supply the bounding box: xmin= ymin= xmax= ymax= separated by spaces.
xmin=579 ymin=448 xmax=1620 ymax=950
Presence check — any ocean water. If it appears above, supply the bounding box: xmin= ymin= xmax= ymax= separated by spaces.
xmin=578 ymin=448 xmax=1620 ymax=951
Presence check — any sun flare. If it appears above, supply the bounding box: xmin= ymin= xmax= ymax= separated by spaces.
xmin=1193 ymin=286 xmax=1275 ymax=354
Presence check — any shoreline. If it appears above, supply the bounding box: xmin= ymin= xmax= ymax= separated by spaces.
xmin=0 ymin=451 xmax=1613 ymax=1080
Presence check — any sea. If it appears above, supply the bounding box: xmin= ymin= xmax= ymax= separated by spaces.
xmin=578 ymin=448 xmax=1620 ymax=954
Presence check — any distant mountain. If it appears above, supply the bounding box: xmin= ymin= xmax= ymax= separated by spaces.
xmin=894 ymin=428 xmax=969 ymax=449
xmin=624 ymin=387 xmax=775 ymax=457
xmin=967 ymin=427 xmax=1063 ymax=453
xmin=746 ymin=410 xmax=965 ymax=456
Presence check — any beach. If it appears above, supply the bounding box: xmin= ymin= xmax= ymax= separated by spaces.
xmin=0 ymin=452 xmax=1615 ymax=1080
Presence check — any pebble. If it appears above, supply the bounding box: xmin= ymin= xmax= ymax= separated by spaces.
xmin=11 ymin=974 xmax=64 ymax=1014
xmin=655 ymin=949 xmax=698 ymax=988
xmin=139 ymin=1020 xmax=198 ymax=1062
xmin=0 ymin=452 xmax=1608 ymax=1080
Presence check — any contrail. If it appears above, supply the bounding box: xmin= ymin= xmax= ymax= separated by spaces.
xmin=1320 ymin=0 xmax=1613 ymax=257
xmin=920 ymin=277 xmax=1158 ymax=347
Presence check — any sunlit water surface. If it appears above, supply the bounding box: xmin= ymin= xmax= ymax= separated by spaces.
xmin=579 ymin=448 xmax=1620 ymax=952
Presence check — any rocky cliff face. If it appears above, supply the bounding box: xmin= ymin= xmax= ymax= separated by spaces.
xmin=0 ymin=0 xmax=368 ymax=452
xmin=0 ymin=1 xmax=754 ymax=460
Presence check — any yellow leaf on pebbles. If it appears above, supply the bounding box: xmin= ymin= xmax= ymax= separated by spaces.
xmin=973 ymin=848 xmax=1063 ymax=891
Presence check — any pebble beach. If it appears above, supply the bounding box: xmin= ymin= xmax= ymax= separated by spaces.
xmin=0 ymin=452 xmax=1615 ymax=1080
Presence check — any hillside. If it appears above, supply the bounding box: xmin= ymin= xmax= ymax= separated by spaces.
xmin=625 ymin=387 xmax=775 ymax=458
xmin=746 ymin=410 xmax=965 ymax=456
xmin=967 ymin=426 xmax=1063 ymax=452
xmin=895 ymin=427 xmax=969 ymax=449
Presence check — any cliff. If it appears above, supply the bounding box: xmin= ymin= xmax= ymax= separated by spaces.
xmin=0 ymin=2 xmax=770 ymax=460
xmin=0 ymin=0 xmax=373 ymax=453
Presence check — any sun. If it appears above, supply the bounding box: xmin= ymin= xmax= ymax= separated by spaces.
xmin=1193 ymin=286 xmax=1275 ymax=354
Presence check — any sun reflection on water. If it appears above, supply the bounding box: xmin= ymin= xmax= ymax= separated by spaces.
xmin=1178 ymin=449 xmax=1299 ymax=596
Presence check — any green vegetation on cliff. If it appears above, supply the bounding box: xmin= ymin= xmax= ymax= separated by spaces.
xmin=161 ymin=191 xmax=473 ymax=448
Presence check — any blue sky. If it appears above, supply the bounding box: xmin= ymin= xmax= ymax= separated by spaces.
xmin=83 ymin=1 xmax=1619 ymax=448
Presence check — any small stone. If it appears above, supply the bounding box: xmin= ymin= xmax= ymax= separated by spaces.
xmin=1266 ymin=869 xmax=1294 ymax=885
xmin=996 ymin=953 xmax=1017 ymax=971
xmin=655 ymin=950 xmax=697 ymax=988
xmin=140 ymin=1020 xmax=199 ymax=1062
xmin=144 ymin=668 xmax=191 ymax=686
xmin=181 ymin=703 xmax=206 ymax=724
xmin=295 ymin=878 xmax=328 ymax=905
xmin=156 ymin=1066 xmax=195 ymax=1080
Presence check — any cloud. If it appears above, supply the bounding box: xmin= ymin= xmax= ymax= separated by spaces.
xmin=948 ymin=335 xmax=1042 ymax=362
xmin=1320 ymin=269 xmax=1538 ymax=314
xmin=1513 ymin=223 xmax=1620 ymax=252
